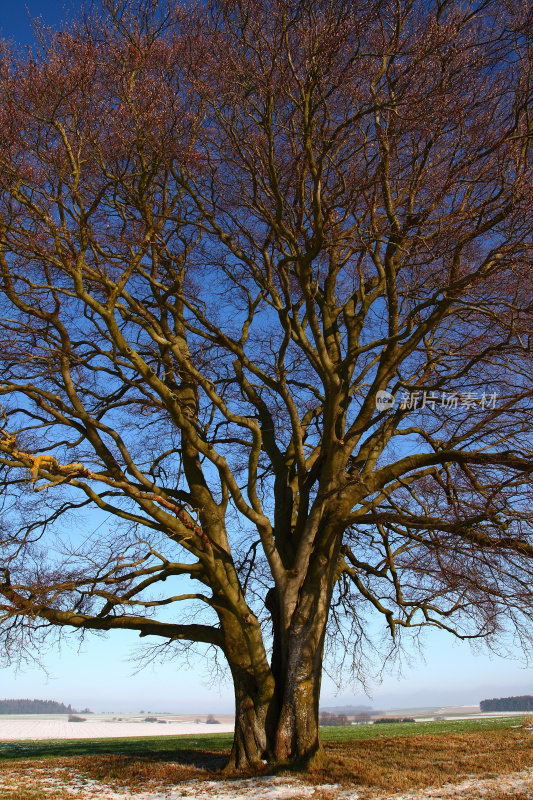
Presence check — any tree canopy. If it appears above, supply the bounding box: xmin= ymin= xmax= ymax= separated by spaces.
xmin=0 ymin=0 xmax=532 ymax=769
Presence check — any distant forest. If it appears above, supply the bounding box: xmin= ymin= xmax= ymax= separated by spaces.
xmin=480 ymin=695 xmax=533 ymax=712
xmin=0 ymin=699 xmax=77 ymax=714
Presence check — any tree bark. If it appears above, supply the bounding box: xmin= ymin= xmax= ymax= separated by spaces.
xmin=223 ymin=597 xmax=327 ymax=770
xmin=227 ymin=665 xmax=272 ymax=770
xmin=226 ymin=530 xmax=342 ymax=770
xmin=269 ymin=529 xmax=342 ymax=766
xmin=220 ymin=610 xmax=276 ymax=770
xmin=228 ymin=629 xmax=325 ymax=770
xmin=272 ymin=609 xmax=328 ymax=765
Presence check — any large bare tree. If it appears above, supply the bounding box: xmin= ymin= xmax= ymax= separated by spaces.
xmin=0 ymin=0 xmax=532 ymax=769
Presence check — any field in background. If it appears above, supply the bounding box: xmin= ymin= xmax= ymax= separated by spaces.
xmin=0 ymin=713 xmax=235 ymax=742
xmin=0 ymin=704 xmax=526 ymax=744
xmin=0 ymin=714 xmax=524 ymax=758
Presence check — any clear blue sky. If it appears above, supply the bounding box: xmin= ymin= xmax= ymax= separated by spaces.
xmin=0 ymin=1 xmax=73 ymax=45
xmin=0 ymin=0 xmax=530 ymax=714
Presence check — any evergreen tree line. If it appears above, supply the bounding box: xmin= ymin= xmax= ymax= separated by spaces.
xmin=480 ymin=696 xmax=533 ymax=712
xmin=0 ymin=699 xmax=75 ymax=714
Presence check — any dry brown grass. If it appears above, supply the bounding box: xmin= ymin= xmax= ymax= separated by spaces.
xmin=0 ymin=759 xmax=88 ymax=800
xmin=69 ymin=750 xmax=220 ymax=788
xmin=0 ymin=752 xmax=215 ymax=799
xmin=308 ymin=727 xmax=533 ymax=790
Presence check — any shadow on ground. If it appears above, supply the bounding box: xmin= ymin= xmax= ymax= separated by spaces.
xmin=0 ymin=734 xmax=232 ymax=767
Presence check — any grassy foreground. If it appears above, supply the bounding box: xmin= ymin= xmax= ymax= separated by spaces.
xmin=0 ymin=716 xmax=531 ymax=799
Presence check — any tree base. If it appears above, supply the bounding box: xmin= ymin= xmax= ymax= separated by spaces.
xmin=224 ymin=742 xmax=329 ymax=774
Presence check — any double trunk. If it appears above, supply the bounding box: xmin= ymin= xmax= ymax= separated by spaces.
xmin=226 ymin=567 xmax=336 ymax=770
xmin=228 ymin=618 xmax=326 ymax=771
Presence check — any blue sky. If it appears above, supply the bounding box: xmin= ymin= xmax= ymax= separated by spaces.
xmin=0 ymin=0 xmax=530 ymax=714
xmin=0 ymin=1 xmax=73 ymax=45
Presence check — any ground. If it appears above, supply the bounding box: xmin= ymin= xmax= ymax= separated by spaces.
xmin=0 ymin=718 xmax=532 ymax=799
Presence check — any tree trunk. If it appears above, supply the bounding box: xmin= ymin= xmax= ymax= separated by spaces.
xmin=269 ymin=530 xmax=342 ymax=766
xmin=227 ymin=667 xmax=272 ymax=770
xmin=272 ymin=615 xmax=327 ymax=764
xmin=226 ymin=532 xmax=341 ymax=770
xmin=224 ymin=606 xmax=326 ymax=770
xmin=220 ymin=612 xmax=277 ymax=771
xmin=228 ymin=632 xmax=324 ymax=770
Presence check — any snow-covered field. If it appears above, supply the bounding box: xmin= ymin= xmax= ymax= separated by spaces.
xmin=1 ymin=708 xmax=523 ymax=740
xmin=0 ymin=713 xmax=234 ymax=740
